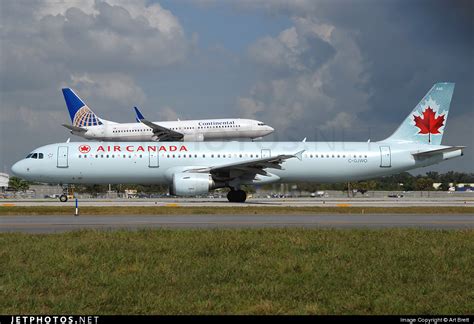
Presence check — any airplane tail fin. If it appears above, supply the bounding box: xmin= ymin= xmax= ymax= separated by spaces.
xmin=134 ymin=106 xmax=145 ymax=122
xmin=383 ymin=82 xmax=455 ymax=145
xmin=62 ymin=88 xmax=103 ymax=127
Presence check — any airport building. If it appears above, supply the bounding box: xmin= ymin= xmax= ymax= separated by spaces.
xmin=0 ymin=173 xmax=9 ymax=190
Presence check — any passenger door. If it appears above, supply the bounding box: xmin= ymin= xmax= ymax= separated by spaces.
xmin=379 ymin=146 xmax=391 ymax=168
xmin=261 ymin=149 xmax=271 ymax=158
xmin=149 ymin=149 xmax=159 ymax=168
xmin=57 ymin=146 xmax=69 ymax=168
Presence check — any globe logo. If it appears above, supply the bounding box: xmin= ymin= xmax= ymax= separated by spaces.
xmin=73 ymin=106 xmax=102 ymax=127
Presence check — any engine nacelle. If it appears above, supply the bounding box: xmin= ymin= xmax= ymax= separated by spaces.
xmin=183 ymin=133 xmax=204 ymax=141
xmin=170 ymin=172 xmax=215 ymax=196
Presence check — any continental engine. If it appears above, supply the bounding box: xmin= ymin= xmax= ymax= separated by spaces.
xmin=170 ymin=172 xmax=217 ymax=196
xmin=183 ymin=133 xmax=204 ymax=141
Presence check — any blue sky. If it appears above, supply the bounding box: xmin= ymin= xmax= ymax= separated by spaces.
xmin=0 ymin=0 xmax=472 ymax=174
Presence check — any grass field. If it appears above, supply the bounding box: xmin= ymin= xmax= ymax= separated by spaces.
xmin=1 ymin=205 xmax=473 ymax=215
xmin=1 ymin=229 xmax=473 ymax=314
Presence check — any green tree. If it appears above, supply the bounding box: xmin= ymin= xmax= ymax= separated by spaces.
xmin=8 ymin=176 xmax=30 ymax=192
xmin=415 ymin=178 xmax=434 ymax=191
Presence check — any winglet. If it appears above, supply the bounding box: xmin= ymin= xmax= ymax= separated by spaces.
xmin=134 ymin=106 xmax=145 ymax=122
xmin=293 ymin=150 xmax=305 ymax=161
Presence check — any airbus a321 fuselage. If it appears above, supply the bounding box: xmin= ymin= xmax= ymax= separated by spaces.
xmin=13 ymin=83 xmax=464 ymax=202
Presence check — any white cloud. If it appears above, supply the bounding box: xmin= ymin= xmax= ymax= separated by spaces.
xmin=241 ymin=17 xmax=370 ymax=136
xmin=157 ymin=106 xmax=180 ymax=121
xmin=68 ymin=73 xmax=146 ymax=107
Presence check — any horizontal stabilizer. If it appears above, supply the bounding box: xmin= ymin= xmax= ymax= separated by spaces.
xmin=412 ymin=146 xmax=465 ymax=158
xmin=62 ymin=124 xmax=87 ymax=133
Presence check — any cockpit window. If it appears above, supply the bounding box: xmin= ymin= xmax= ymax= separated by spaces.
xmin=258 ymin=123 xmax=266 ymax=126
xmin=31 ymin=153 xmax=38 ymax=159
xmin=39 ymin=153 xmax=44 ymax=159
xmin=26 ymin=153 xmax=33 ymax=158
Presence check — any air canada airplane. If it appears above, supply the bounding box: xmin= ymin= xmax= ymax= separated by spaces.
xmin=13 ymin=83 xmax=464 ymax=202
xmin=61 ymin=88 xmax=274 ymax=141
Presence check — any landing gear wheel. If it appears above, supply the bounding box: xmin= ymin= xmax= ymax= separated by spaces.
xmin=59 ymin=194 xmax=68 ymax=202
xmin=227 ymin=190 xmax=247 ymax=203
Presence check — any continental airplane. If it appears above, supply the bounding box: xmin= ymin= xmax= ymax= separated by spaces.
xmin=61 ymin=88 xmax=274 ymax=141
xmin=13 ymin=83 xmax=464 ymax=202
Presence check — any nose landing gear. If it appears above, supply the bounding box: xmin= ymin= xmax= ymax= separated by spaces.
xmin=227 ymin=189 xmax=247 ymax=203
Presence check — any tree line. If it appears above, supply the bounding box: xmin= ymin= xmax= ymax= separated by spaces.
xmin=6 ymin=171 xmax=474 ymax=194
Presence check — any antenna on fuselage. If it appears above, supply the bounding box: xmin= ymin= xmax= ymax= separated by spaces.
xmin=302 ymin=137 xmax=307 ymax=142
xmin=66 ymin=138 xmax=71 ymax=143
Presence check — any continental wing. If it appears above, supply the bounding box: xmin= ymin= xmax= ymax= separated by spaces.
xmin=134 ymin=107 xmax=183 ymax=141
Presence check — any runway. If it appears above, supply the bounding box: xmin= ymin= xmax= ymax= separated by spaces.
xmin=2 ymin=196 xmax=473 ymax=207
xmin=1 ymin=214 xmax=473 ymax=233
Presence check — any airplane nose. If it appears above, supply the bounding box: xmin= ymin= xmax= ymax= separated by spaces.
xmin=267 ymin=126 xmax=275 ymax=133
xmin=11 ymin=160 xmax=26 ymax=177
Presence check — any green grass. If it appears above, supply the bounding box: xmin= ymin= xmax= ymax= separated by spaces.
xmin=1 ymin=229 xmax=473 ymax=314
xmin=0 ymin=206 xmax=473 ymax=215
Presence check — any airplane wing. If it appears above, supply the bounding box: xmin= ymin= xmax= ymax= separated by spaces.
xmin=62 ymin=124 xmax=87 ymax=133
xmin=186 ymin=150 xmax=304 ymax=180
xmin=412 ymin=146 xmax=465 ymax=158
xmin=134 ymin=107 xmax=183 ymax=141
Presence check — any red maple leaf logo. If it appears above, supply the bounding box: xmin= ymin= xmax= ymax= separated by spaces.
xmin=79 ymin=145 xmax=91 ymax=153
xmin=413 ymin=106 xmax=445 ymax=135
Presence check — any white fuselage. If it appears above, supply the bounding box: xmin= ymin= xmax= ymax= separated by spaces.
xmin=12 ymin=141 xmax=462 ymax=187
xmin=73 ymin=119 xmax=274 ymax=141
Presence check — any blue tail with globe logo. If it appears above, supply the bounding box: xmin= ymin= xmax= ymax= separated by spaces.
xmin=62 ymin=88 xmax=103 ymax=127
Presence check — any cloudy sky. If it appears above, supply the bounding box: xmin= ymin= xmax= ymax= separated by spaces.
xmin=1 ymin=0 xmax=472 ymax=174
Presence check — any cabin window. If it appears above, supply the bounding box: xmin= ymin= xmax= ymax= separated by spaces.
xmin=78 ymin=155 xmax=81 ymax=158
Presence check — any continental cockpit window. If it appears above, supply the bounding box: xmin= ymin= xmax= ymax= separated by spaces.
xmin=258 ymin=123 xmax=266 ymax=126
xmin=26 ymin=153 xmax=44 ymax=159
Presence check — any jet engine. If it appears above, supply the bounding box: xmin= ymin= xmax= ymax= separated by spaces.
xmin=183 ymin=133 xmax=204 ymax=141
xmin=170 ymin=172 xmax=218 ymax=196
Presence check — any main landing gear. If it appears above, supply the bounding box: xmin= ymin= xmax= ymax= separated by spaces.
xmin=227 ymin=189 xmax=247 ymax=203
